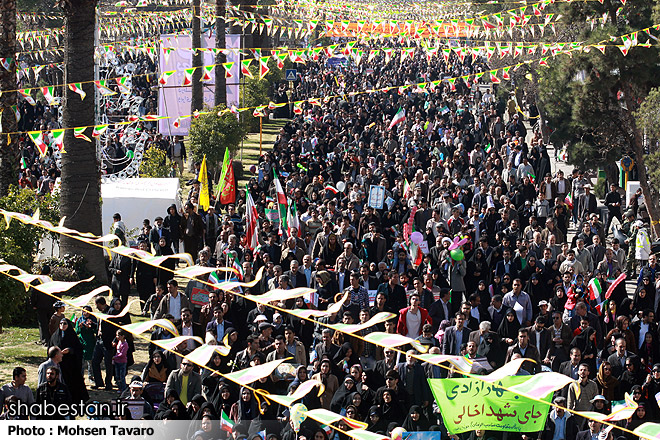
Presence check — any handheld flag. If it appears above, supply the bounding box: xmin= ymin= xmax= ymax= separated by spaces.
xmin=198 ymin=155 xmax=210 ymax=211
xmin=388 ymin=107 xmax=406 ymax=130
xmin=245 ymin=186 xmax=259 ymax=250
xmin=273 ymin=170 xmax=288 ymax=234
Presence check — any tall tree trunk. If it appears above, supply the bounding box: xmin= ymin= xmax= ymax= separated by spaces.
xmin=0 ymin=0 xmax=18 ymax=197
xmin=60 ymin=0 xmax=107 ymax=283
xmin=191 ymin=0 xmax=203 ymax=112
xmin=214 ymin=0 xmax=226 ymax=107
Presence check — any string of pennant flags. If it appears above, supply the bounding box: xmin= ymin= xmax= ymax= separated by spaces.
xmin=13 ymin=0 xmax=631 ymax=42
xmin=3 ymin=16 xmax=657 ymax=100
xmin=3 ymin=32 xmax=652 ymax=156
xmin=0 ymin=206 xmax=660 ymax=440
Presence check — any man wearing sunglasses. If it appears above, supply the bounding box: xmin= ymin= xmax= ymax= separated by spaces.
xmin=165 ymin=359 xmax=201 ymax=406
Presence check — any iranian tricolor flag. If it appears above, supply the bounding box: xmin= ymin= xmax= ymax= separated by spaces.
xmin=225 ymin=250 xmax=244 ymax=280
xmin=68 ymin=82 xmax=86 ymax=100
xmin=388 ymin=107 xmax=405 ymax=130
xmin=259 ymin=57 xmax=270 ymax=79
xmin=588 ymin=278 xmax=602 ymax=302
xmin=158 ymin=70 xmax=175 ymax=85
xmin=241 ymin=59 xmax=253 ymax=78
xmin=222 ymin=62 xmax=234 ymax=78
xmin=484 ymin=143 xmax=493 ymax=153
xmin=116 ymin=77 xmax=130 ymax=94
xmin=19 ymin=89 xmax=36 ymax=106
xmin=94 ymin=80 xmax=116 ymax=96
xmin=51 ymin=129 xmax=65 ymax=152
xmin=403 ymin=178 xmax=412 ymax=199
xmin=324 ymin=184 xmax=339 ymax=194
xmin=245 ymin=187 xmax=259 ymax=250
xmin=220 ymin=410 xmax=234 ymax=432
xmin=201 ymin=66 xmax=213 ymax=82
xmin=273 ymin=170 xmax=288 ymax=234
xmin=565 ymin=191 xmax=574 ymax=209
xmin=28 ymin=131 xmax=48 ymax=156
xmin=92 ymin=124 xmax=109 ymax=138
xmin=41 ymin=86 xmax=56 ymax=105
xmin=182 ymin=68 xmax=195 ymax=86
xmin=287 ymin=199 xmax=301 ymax=237
xmin=74 ymin=127 xmax=91 ymax=142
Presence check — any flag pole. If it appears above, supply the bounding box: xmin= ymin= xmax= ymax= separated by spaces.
xmin=225 ymin=251 xmax=229 ymax=282
xmin=259 ymin=116 xmax=263 ymax=156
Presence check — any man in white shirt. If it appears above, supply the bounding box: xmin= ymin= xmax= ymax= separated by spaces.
xmin=154 ymin=279 xmax=191 ymax=320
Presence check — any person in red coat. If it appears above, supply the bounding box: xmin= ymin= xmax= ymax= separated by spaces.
xmin=397 ymin=293 xmax=432 ymax=339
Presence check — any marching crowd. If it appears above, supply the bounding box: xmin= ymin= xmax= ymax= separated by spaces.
xmin=2 ymin=43 xmax=659 ymax=440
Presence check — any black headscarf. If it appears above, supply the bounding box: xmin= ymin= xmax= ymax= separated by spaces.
xmin=365 ymin=405 xmax=387 ymax=434
xmin=170 ymin=400 xmax=190 ymax=420
xmin=237 ymin=387 xmax=259 ymax=422
xmin=402 ymin=405 xmax=430 ymax=431
xmin=497 ymin=309 xmax=521 ymax=341
xmin=330 ymin=375 xmax=356 ymax=412
xmin=210 ymin=383 xmax=236 ymax=417
xmin=380 ymin=388 xmax=405 ymax=425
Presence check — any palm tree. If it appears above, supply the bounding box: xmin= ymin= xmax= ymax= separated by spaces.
xmin=191 ymin=0 xmax=203 ymax=112
xmin=0 ymin=0 xmax=18 ymax=197
xmin=58 ymin=0 xmax=107 ymax=282
xmin=214 ymin=0 xmax=226 ymax=106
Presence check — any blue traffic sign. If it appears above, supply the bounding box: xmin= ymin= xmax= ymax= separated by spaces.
xmin=285 ymin=69 xmax=297 ymax=81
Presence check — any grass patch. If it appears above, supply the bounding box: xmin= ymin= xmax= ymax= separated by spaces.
xmin=238 ymin=119 xmax=285 ymax=186
xmin=0 ymin=295 xmax=153 ymax=396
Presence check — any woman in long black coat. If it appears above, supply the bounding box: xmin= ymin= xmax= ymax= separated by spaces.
xmin=132 ymin=240 xmax=158 ymax=305
xmin=49 ymin=318 xmax=89 ymax=403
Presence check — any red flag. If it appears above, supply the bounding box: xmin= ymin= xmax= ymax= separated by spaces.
xmin=220 ymin=160 xmax=236 ymax=204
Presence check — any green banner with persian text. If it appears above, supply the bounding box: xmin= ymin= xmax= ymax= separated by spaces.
xmin=428 ymin=376 xmax=552 ymax=434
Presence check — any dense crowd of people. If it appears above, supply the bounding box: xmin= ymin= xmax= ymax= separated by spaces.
xmin=2 ymin=43 xmax=658 ymax=440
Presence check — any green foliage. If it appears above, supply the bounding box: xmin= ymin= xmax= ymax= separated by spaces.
xmin=635 ymin=87 xmax=660 ymax=195
xmin=189 ymin=105 xmax=248 ymax=167
xmin=537 ymin=2 xmax=660 ymax=168
xmin=646 ymin=151 xmax=660 ymax=194
xmin=32 ymin=254 xmax=103 ymax=297
xmin=242 ymin=67 xmax=271 ymax=132
xmin=17 ymin=0 xmax=62 ymax=30
xmin=139 ymin=147 xmax=172 ymax=178
xmin=0 ymin=187 xmax=59 ymax=325
xmin=594 ymin=176 xmax=607 ymax=199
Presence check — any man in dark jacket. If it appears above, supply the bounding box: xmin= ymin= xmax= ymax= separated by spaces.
xmin=575 ymin=420 xmax=603 ymax=440
xmin=163 ymin=204 xmax=182 ymax=253
xmin=395 ymin=350 xmax=431 ymax=408
xmin=180 ymin=202 xmax=204 ymax=259
xmin=92 ymin=296 xmax=119 ymax=390
xmin=36 ymin=367 xmax=72 ymax=419
xmin=442 ymin=312 xmax=472 ymax=355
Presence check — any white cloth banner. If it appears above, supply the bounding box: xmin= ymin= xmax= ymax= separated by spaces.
xmin=158 ymin=33 xmax=240 ymax=136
